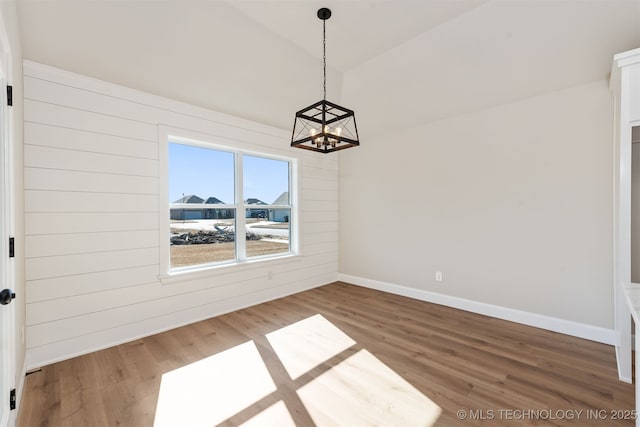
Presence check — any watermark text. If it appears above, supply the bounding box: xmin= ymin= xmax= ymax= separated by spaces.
xmin=456 ymin=409 xmax=637 ymax=422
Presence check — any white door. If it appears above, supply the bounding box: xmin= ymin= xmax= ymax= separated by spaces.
xmin=0 ymin=46 xmax=15 ymax=427
xmin=0 ymin=103 xmax=10 ymax=427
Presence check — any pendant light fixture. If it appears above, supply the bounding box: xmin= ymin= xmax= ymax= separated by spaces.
xmin=291 ymin=7 xmax=360 ymax=153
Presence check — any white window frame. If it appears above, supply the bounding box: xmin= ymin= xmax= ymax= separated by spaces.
xmin=158 ymin=127 xmax=299 ymax=283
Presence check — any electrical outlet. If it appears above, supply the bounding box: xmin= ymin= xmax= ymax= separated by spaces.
xmin=268 ymin=270 xmax=273 ymax=280
xmin=435 ymin=271 xmax=443 ymax=282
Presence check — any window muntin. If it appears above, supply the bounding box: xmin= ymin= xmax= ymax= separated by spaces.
xmin=168 ymin=141 xmax=293 ymax=271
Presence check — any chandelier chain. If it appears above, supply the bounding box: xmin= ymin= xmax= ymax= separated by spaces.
xmin=290 ymin=8 xmax=359 ymax=153
xmin=323 ymin=19 xmax=326 ymax=101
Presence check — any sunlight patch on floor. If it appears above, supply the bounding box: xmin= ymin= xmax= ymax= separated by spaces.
xmin=297 ymin=349 xmax=442 ymax=426
xmin=154 ymin=314 xmax=441 ymax=426
xmin=239 ymin=401 xmax=296 ymax=427
xmin=153 ymin=341 xmax=276 ymax=427
xmin=266 ymin=314 xmax=356 ymax=380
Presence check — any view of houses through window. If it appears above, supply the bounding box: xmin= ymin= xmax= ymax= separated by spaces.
xmin=168 ymin=141 xmax=292 ymax=269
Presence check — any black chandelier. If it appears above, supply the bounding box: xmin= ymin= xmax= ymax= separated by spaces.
xmin=291 ymin=7 xmax=360 ymax=154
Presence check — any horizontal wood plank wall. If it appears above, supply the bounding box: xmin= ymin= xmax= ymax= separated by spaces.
xmin=23 ymin=60 xmax=338 ymax=369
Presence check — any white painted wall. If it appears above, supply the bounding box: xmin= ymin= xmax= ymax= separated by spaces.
xmin=339 ymin=81 xmax=615 ymax=333
xmin=23 ymin=62 xmax=338 ymax=369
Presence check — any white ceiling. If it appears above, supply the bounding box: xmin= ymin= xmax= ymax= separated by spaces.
xmin=343 ymin=0 xmax=640 ymax=135
xmin=16 ymin=0 xmax=640 ymax=134
xmin=227 ymin=0 xmax=487 ymax=72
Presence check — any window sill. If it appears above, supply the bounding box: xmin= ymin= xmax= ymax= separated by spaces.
xmin=158 ymin=253 xmax=303 ymax=286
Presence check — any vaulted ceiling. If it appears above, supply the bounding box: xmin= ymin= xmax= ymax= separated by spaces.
xmin=17 ymin=0 xmax=640 ymax=136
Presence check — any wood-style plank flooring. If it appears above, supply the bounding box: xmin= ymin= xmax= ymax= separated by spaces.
xmin=18 ymin=282 xmax=634 ymax=426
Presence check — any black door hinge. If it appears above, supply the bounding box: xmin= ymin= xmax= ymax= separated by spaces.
xmin=9 ymin=388 xmax=15 ymax=410
xmin=6 ymin=85 xmax=12 ymax=106
xmin=8 ymin=237 xmax=14 ymax=258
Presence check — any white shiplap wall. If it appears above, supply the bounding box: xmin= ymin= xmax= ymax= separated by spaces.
xmin=23 ymin=61 xmax=338 ymax=369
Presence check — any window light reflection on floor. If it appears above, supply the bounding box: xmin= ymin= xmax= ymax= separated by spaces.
xmin=266 ymin=313 xmax=356 ymax=380
xmin=239 ymin=400 xmax=296 ymax=427
xmin=297 ymin=349 xmax=442 ymax=426
xmin=153 ymin=341 xmax=276 ymax=427
xmin=154 ymin=314 xmax=441 ymax=426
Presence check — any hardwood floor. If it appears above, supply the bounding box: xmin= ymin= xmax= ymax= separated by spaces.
xmin=18 ymin=282 xmax=634 ymax=426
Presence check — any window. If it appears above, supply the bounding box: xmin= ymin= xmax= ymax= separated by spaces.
xmin=166 ymin=138 xmax=294 ymax=272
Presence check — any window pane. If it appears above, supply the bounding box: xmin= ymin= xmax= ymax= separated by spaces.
xmin=243 ymin=155 xmax=289 ymax=205
xmin=170 ymin=211 xmax=236 ymax=267
xmin=246 ymin=208 xmax=290 ymax=258
xmin=169 ymin=143 xmax=234 ymax=204
xmin=169 ymin=142 xmax=236 ymax=268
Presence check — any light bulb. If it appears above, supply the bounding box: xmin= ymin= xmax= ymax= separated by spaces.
xmin=310 ymin=128 xmax=320 ymax=146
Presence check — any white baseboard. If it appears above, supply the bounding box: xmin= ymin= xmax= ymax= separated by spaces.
xmin=338 ymin=273 xmax=616 ymax=345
